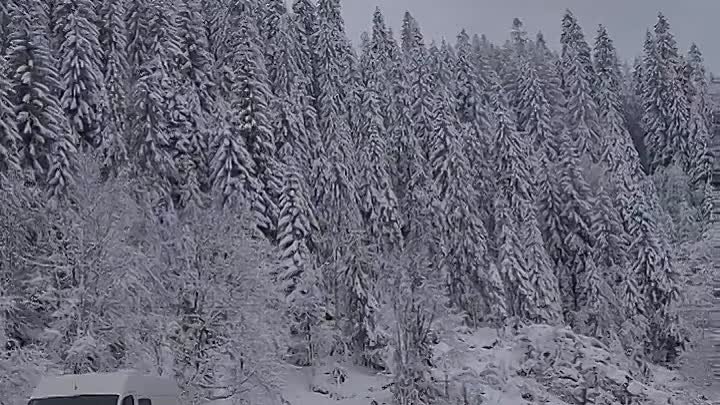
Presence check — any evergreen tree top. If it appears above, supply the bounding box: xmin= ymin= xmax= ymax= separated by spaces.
xmin=510 ymin=17 xmax=528 ymax=54
xmin=653 ymin=13 xmax=679 ymax=62
xmin=593 ymin=25 xmax=621 ymax=91
xmin=401 ymin=11 xmax=424 ymax=53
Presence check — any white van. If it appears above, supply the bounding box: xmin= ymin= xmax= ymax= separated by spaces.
xmin=28 ymin=371 xmax=179 ymax=405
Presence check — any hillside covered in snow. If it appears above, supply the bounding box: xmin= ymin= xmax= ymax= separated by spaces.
xmin=0 ymin=0 xmax=718 ymax=404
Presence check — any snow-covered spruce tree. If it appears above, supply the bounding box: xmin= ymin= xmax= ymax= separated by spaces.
xmin=656 ymin=15 xmax=691 ymax=172
xmin=512 ymin=43 xmax=560 ymax=231
xmin=198 ymin=0 xmax=220 ymax=57
xmin=536 ymin=145 xmax=566 ymax=271
xmin=361 ymin=7 xmax=395 ymax=133
xmin=515 ymin=43 xmax=555 ymax=158
xmin=125 ymin=0 xmax=151 ymax=77
xmin=127 ymin=0 xmax=195 ymax=205
xmin=258 ymin=0 xmax=296 ymax=105
xmin=344 ymin=51 xmax=365 ymax=159
xmin=687 ymin=105 xmax=711 ymax=193
xmin=576 ymin=254 xmax=618 ymax=343
xmin=699 ymin=180 xmax=716 ymax=233
xmin=393 ymin=13 xmax=433 ymax=240
xmin=311 ymin=7 xmax=351 ymax=213
xmin=589 ymin=175 xmax=628 ymax=284
xmin=381 ymin=26 xmax=402 ymax=177
xmin=640 ymin=15 xmax=691 ymax=173
xmin=0 ymin=54 xmax=20 ymax=177
xmin=612 ymin=167 xmax=638 ymax=242
xmin=400 ymin=11 xmax=420 ymax=55
xmin=626 ymin=187 xmax=685 ymax=363
xmin=7 ymin=1 xmax=77 ymax=199
xmin=208 ymin=5 xmax=258 ymax=209
xmin=175 ymin=0 xmax=215 ymax=112
xmin=653 ymin=163 xmax=701 ymax=242
xmin=361 ymin=36 xmax=376 ymax=82
xmin=518 ymin=34 xmax=567 ymax=244
xmin=316 ymin=138 xmax=387 ymax=368
xmin=174 ymin=0 xmax=217 ymax=197
xmin=357 ymin=52 xmax=403 ymax=253
xmin=276 ymin=145 xmax=323 ymax=366
xmin=584 ymin=175 xmax=626 ymax=342
xmin=559 ymin=11 xmax=601 ymax=162
xmin=482 ymin=36 xmax=509 ymax=81
xmin=312 ymin=66 xmax=387 ymax=368
xmin=53 ymin=0 xmax=106 ymax=149
xmin=290 ymin=0 xmax=318 ymax=101
xmin=385 ymin=45 xmax=408 ymax=171
xmin=553 ymin=128 xmax=596 ymax=326
xmin=684 ymin=44 xmax=704 ymax=92
xmin=313 ymin=0 xmax=358 ymax=149
xmin=314 ymin=3 xmax=381 ymax=363
xmin=0 ymin=0 xmax=16 ymax=57
xmin=389 ymin=43 xmax=433 ymax=244
xmin=532 ymin=32 xmax=566 ymax=148
xmin=97 ymin=0 xmax=130 ymax=178
xmin=313 ymin=0 xmax=355 ymax=168
xmin=493 ymin=192 xmax=530 ymax=324
xmin=685 ymin=43 xmax=710 ymax=125
xmin=503 ymin=17 xmax=531 ymax=115
xmin=258 ymin=0 xmax=287 ymax=77
xmin=270 ymin=12 xmax=303 ymax=107
xmin=313 ymin=132 xmax=381 ymax=367
xmin=639 ymin=170 xmax=678 ymax=238
xmin=638 ymin=31 xmax=663 ymax=172
xmin=369 ymin=7 xmax=396 ymax=70
xmin=208 ymin=93 xmax=258 ymax=212
xmin=593 ymin=25 xmax=644 ymax=179
xmin=648 ymin=37 xmax=702 ymax=239
xmin=489 ymin=74 xmax=562 ymax=325
xmin=470 ymin=32 xmax=491 ymax=62
xmin=388 ymin=245 xmax=443 ymax=405
xmin=333 ymin=185 xmax=386 ymax=368
xmin=401 ymin=13 xmax=436 ymax=172
xmin=284 ymin=259 xmax=326 ymax=368
xmin=434 ymin=40 xmax=457 ymax=94
xmin=454 ymin=29 xmax=495 ymax=231
xmin=684 ymin=44 xmax=712 ymax=190
xmin=267 ymin=13 xmax=313 ymax=164
xmin=620 ymin=56 xmax=647 ymax=147
xmin=618 ymin=220 xmax=648 ymax=351
xmin=268 ymin=12 xmax=319 ymax=291
xmin=429 ymin=83 xmax=506 ymax=325
xmin=128 ymin=59 xmax=175 ymax=199
xmin=226 ymin=11 xmax=280 ymax=240
xmin=285 ymin=24 xmax=322 ymax=181
xmin=560 ymin=10 xmax=595 ymax=92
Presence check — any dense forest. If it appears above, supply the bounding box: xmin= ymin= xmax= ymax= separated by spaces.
xmin=0 ymin=0 xmax=716 ymax=404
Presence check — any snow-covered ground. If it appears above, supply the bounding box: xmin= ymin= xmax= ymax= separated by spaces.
xmin=277 ymin=325 xmax=717 ymax=405
xmin=280 ymin=365 xmax=392 ymax=405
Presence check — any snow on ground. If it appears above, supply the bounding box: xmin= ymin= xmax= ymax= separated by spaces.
xmin=280 ymin=325 xmax=717 ymax=405
xmin=281 ymin=364 xmax=392 ymax=405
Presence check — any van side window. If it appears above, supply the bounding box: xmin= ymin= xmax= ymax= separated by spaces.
xmin=138 ymin=399 xmax=152 ymax=405
xmin=122 ymin=396 xmax=134 ymax=405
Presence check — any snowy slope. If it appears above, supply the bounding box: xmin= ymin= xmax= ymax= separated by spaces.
xmin=278 ymin=325 xmax=716 ymax=405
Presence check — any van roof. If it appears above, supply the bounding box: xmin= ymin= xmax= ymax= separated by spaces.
xmin=30 ymin=372 xmax=179 ymax=399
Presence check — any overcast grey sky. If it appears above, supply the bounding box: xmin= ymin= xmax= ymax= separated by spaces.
xmin=338 ymin=0 xmax=720 ymax=74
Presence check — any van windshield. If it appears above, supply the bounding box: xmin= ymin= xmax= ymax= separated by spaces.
xmin=29 ymin=395 xmax=119 ymax=405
